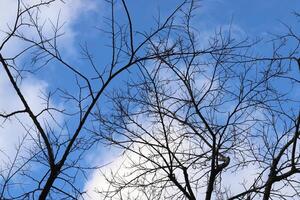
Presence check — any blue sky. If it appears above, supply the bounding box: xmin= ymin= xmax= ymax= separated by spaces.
xmin=0 ymin=0 xmax=299 ymax=199
xmin=76 ymin=0 xmax=300 ymax=198
xmin=46 ymin=0 xmax=300 ymax=103
xmin=58 ymin=0 xmax=300 ymax=81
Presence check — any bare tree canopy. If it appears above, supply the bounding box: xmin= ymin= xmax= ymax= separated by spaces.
xmin=0 ymin=0 xmax=299 ymax=200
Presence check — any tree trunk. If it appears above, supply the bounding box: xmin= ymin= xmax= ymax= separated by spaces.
xmin=38 ymin=169 xmax=60 ymax=200
xmin=205 ymin=170 xmax=216 ymax=200
xmin=262 ymin=182 xmax=273 ymax=200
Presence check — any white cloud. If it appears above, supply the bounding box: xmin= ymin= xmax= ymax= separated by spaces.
xmin=84 ymin=142 xmax=297 ymax=200
xmin=0 ymin=70 xmax=48 ymax=160
xmin=82 ymin=52 xmax=297 ymax=200
xmin=0 ymin=0 xmax=98 ymax=56
xmin=83 ymin=111 xmax=208 ymax=199
xmin=0 ymin=0 xmax=98 ymax=169
xmin=83 ymin=148 xmax=124 ymax=200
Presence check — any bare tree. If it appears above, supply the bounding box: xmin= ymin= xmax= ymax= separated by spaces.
xmin=92 ymin=2 xmax=300 ymax=200
xmin=0 ymin=0 xmax=196 ymax=199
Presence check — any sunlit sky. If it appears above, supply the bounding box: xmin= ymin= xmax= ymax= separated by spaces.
xmin=0 ymin=0 xmax=299 ymax=199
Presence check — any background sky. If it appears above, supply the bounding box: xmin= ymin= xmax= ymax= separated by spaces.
xmin=0 ymin=0 xmax=299 ymax=199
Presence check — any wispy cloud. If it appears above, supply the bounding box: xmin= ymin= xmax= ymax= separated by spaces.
xmin=0 ymin=0 xmax=98 ymax=166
